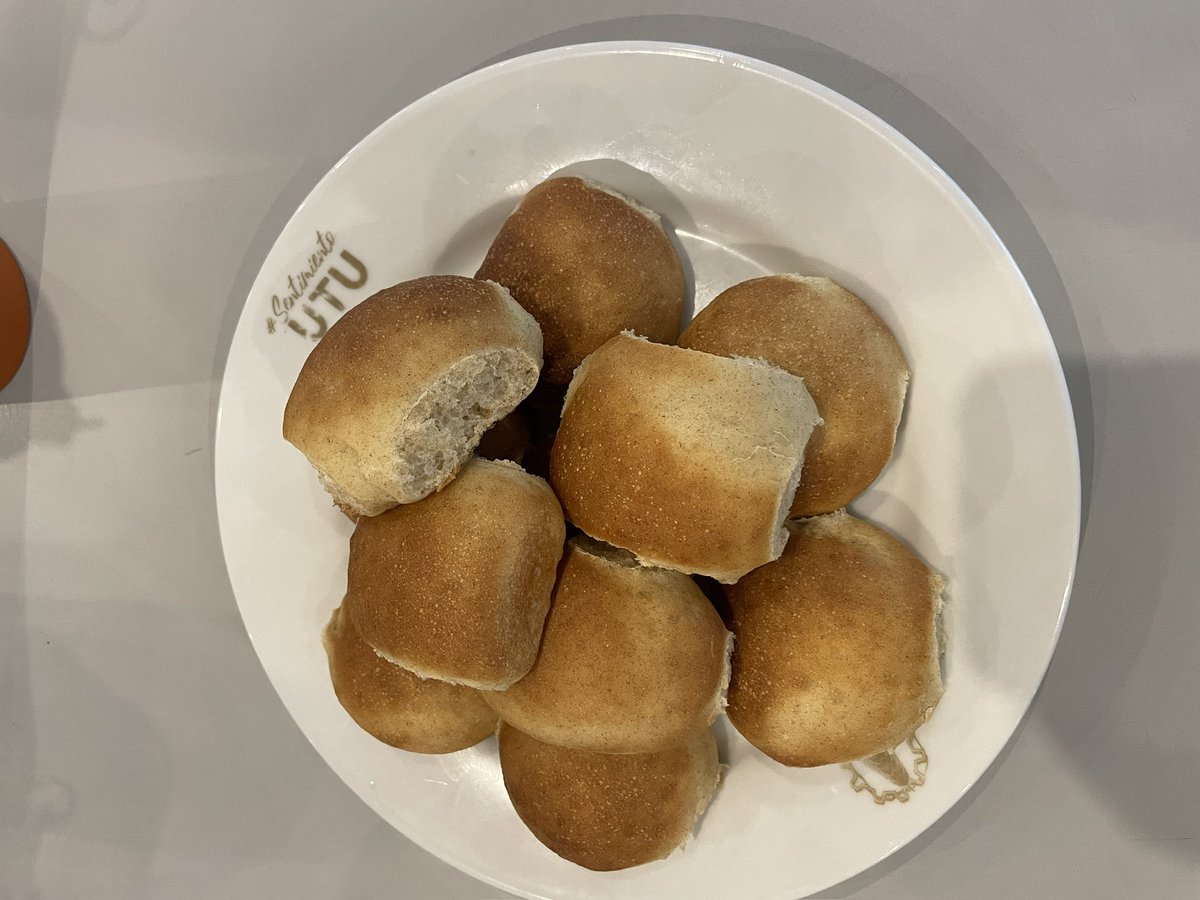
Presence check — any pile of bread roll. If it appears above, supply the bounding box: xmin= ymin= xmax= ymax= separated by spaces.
xmin=284 ymin=176 xmax=945 ymax=872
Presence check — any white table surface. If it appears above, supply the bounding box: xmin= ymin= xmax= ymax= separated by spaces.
xmin=2 ymin=2 xmax=1198 ymax=898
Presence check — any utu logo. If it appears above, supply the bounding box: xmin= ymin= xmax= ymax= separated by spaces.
xmin=266 ymin=230 xmax=368 ymax=339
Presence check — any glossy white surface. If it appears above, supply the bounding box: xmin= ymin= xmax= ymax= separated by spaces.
xmin=214 ymin=43 xmax=1078 ymax=900
xmin=3 ymin=4 xmax=1198 ymax=899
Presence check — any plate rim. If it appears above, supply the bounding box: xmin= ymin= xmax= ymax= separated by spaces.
xmin=213 ymin=39 xmax=1082 ymax=900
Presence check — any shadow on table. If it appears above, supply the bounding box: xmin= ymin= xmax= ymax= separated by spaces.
xmin=1027 ymin=353 xmax=1200 ymax=860
xmin=0 ymin=1 xmax=79 ymax=417
xmin=0 ymin=1 xmax=138 ymax=439
xmin=1 ymin=6 xmax=150 ymax=898
xmin=1 ymin=6 xmax=81 ymax=895
xmin=0 ymin=598 xmax=171 ymax=900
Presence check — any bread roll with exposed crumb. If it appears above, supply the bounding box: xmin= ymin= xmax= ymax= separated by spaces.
xmin=484 ymin=536 xmax=731 ymax=754
xmin=680 ymin=275 xmax=909 ymax=515
xmin=283 ymin=275 xmax=542 ymax=517
xmin=322 ymin=602 xmax=497 ymax=753
xmin=499 ymin=723 xmax=720 ymax=871
xmin=726 ymin=511 xmax=944 ymax=767
xmin=476 ymin=176 xmax=685 ymax=383
xmin=550 ymin=333 xmax=821 ymax=582
xmin=346 ymin=457 xmax=565 ymax=690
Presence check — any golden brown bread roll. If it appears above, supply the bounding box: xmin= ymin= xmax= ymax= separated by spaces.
xmin=283 ymin=275 xmax=542 ymax=516
xmin=346 ymin=457 xmax=565 ymax=690
xmin=550 ymin=333 xmax=821 ymax=582
xmin=679 ymin=275 xmax=909 ymax=515
xmin=499 ymin=723 xmax=720 ymax=871
xmin=322 ymin=602 xmax=497 ymax=753
xmin=476 ymin=176 xmax=685 ymax=383
xmin=484 ymin=536 xmax=731 ymax=753
xmin=726 ymin=511 xmax=944 ymax=766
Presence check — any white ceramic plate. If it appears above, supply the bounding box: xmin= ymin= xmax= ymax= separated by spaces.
xmin=215 ymin=42 xmax=1080 ymax=900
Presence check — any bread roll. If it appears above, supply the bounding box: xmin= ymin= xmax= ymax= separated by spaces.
xmin=283 ymin=275 xmax=542 ymax=516
xmin=346 ymin=457 xmax=565 ymax=690
xmin=726 ymin=511 xmax=944 ymax=766
xmin=550 ymin=333 xmax=821 ymax=582
xmin=484 ymin=536 xmax=731 ymax=754
xmin=476 ymin=176 xmax=685 ymax=383
xmin=499 ymin=723 xmax=720 ymax=871
xmin=322 ymin=602 xmax=497 ymax=753
xmin=679 ymin=275 xmax=909 ymax=515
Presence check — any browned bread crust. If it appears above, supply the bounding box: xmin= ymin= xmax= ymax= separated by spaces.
xmin=477 ymin=177 xmax=685 ymax=383
xmin=499 ymin=723 xmax=720 ymax=871
xmin=550 ymin=333 xmax=820 ymax=582
xmin=322 ymin=602 xmax=497 ymax=753
xmin=484 ymin=537 xmax=731 ymax=753
xmin=346 ymin=457 xmax=565 ymax=689
xmin=680 ymin=275 xmax=908 ymax=515
xmin=726 ymin=511 xmax=944 ymax=766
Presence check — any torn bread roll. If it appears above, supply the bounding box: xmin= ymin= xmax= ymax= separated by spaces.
xmin=484 ymin=536 xmax=731 ymax=754
xmin=726 ymin=511 xmax=944 ymax=767
xmin=680 ymin=275 xmax=909 ymax=515
xmin=322 ymin=602 xmax=497 ymax=753
xmin=550 ymin=333 xmax=821 ymax=582
xmin=283 ymin=275 xmax=542 ymax=517
xmin=476 ymin=176 xmax=685 ymax=383
xmin=345 ymin=457 xmax=565 ymax=690
xmin=499 ymin=723 xmax=720 ymax=871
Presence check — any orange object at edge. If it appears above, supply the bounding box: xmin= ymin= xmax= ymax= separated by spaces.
xmin=0 ymin=239 xmax=31 ymax=391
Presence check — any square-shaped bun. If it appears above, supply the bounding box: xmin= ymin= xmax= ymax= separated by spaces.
xmin=550 ymin=333 xmax=821 ymax=582
xmin=346 ymin=457 xmax=565 ymax=690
